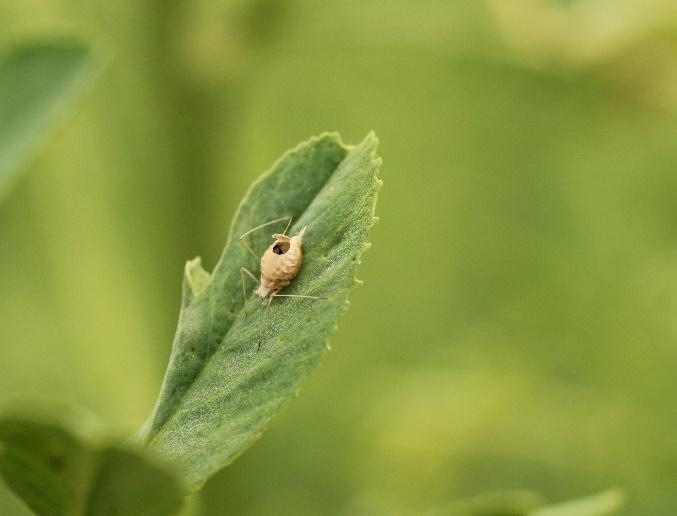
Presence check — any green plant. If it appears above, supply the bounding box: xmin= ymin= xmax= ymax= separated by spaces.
xmin=0 ymin=69 xmax=383 ymax=512
xmin=0 ymin=415 xmax=183 ymax=516
xmin=0 ymin=41 xmax=93 ymax=202
xmin=0 ymin=38 xmax=625 ymax=516
xmin=137 ymin=132 xmax=382 ymax=489
xmin=424 ymin=489 xmax=624 ymax=516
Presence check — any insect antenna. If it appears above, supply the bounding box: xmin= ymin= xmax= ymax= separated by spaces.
xmin=239 ymin=216 xmax=292 ymax=240
xmin=273 ymin=294 xmax=326 ymax=300
xmin=240 ymin=239 xmax=258 ymax=260
xmin=281 ymin=217 xmax=293 ymax=236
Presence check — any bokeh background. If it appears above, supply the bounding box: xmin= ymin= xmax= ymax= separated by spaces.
xmin=2 ymin=1 xmax=677 ymax=514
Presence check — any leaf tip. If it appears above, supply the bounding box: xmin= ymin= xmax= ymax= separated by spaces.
xmin=364 ymin=130 xmax=379 ymax=146
xmin=184 ymin=256 xmax=202 ymax=273
xmin=184 ymin=256 xmax=211 ymax=298
xmin=304 ymin=131 xmax=349 ymax=151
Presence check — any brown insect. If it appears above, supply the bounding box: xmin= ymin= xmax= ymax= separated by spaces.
xmin=239 ymin=217 xmax=324 ymax=306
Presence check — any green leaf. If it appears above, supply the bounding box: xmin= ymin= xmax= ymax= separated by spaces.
xmin=420 ymin=489 xmax=624 ymax=516
xmin=0 ymin=41 xmax=92 ymax=201
xmin=0 ymin=417 xmax=184 ymax=516
xmin=424 ymin=490 xmax=546 ymax=515
xmin=82 ymin=449 xmax=184 ymax=516
xmin=530 ymin=489 xmax=625 ymax=516
xmin=182 ymin=257 xmax=212 ymax=308
xmin=139 ymin=132 xmax=382 ymax=488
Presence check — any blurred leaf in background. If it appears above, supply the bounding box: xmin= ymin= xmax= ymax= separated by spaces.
xmin=0 ymin=479 xmax=33 ymax=516
xmin=2 ymin=1 xmax=677 ymax=515
xmin=419 ymin=488 xmax=623 ymax=516
xmin=0 ymin=41 xmax=93 ymax=201
xmin=0 ymin=415 xmax=184 ymax=516
xmin=531 ymin=489 xmax=624 ymax=516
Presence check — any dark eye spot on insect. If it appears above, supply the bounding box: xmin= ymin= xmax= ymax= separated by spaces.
xmin=273 ymin=241 xmax=290 ymax=255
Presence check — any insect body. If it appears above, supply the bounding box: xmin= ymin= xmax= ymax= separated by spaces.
xmin=256 ymin=227 xmax=305 ymax=299
xmin=239 ymin=217 xmax=322 ymax=306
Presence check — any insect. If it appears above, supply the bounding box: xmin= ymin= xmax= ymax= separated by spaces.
xmin=239 ymin=216 xmax=324 ymax=306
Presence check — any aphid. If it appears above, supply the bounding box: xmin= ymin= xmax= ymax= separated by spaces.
xmin=239 ymin=216 xmax=323 ymax=306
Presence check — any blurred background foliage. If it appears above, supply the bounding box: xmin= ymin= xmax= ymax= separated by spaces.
xmin=1 ymin=0 xmax=677 ymax=514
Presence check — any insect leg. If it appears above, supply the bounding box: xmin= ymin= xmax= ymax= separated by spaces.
xmin=273 ymin=294 xmax=326 ymax=300
xmin=240 ymin=267 xmax=259 ymax=305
